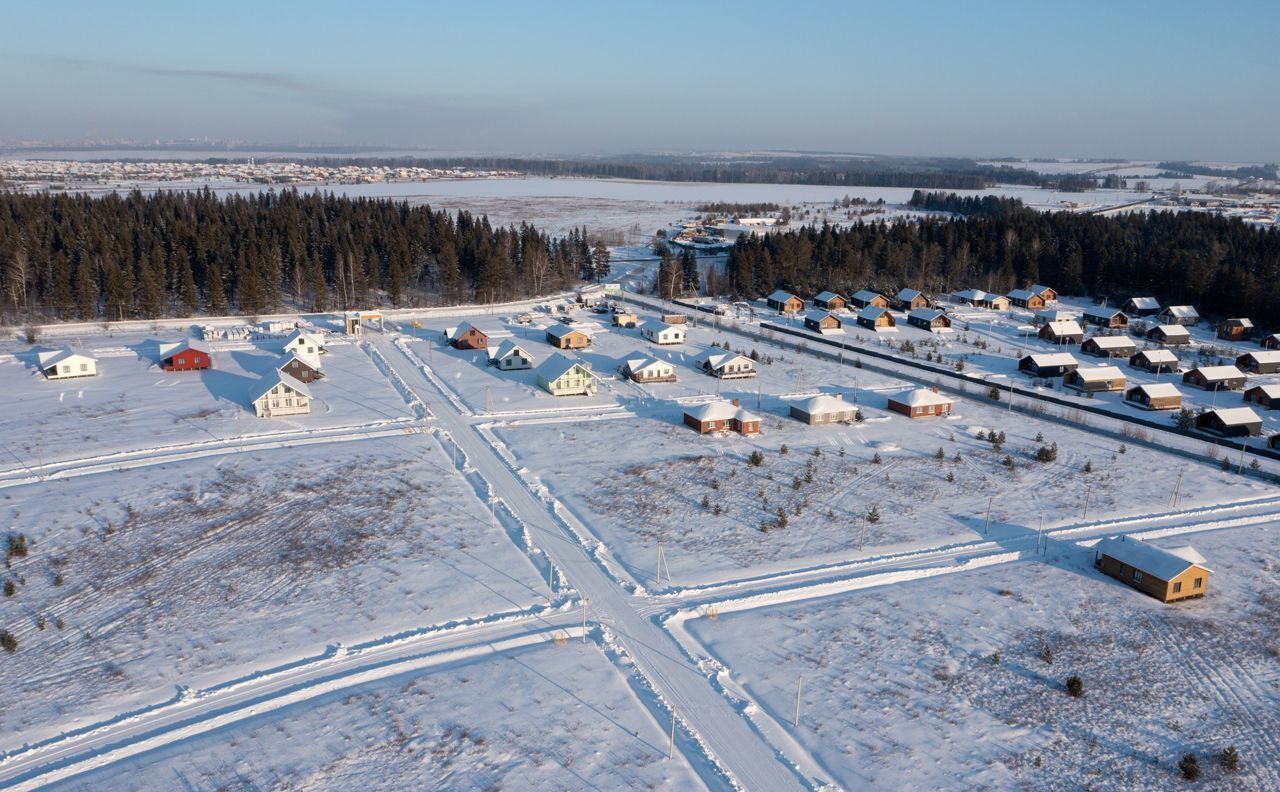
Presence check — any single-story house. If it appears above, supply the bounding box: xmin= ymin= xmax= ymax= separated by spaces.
xmin=766 ymin=290 xmax=804 ymax=314
xmin=1147 ymin=324 xmax=1191 ymax=345
xmin=886 ymin=387 xmax=955 ymax=418
xmin=38 ymin=348 xmax=99 ymax=380
xmin=1217 ymin=318 xmax=1254 ymax=341
xmin=620 ymin=357 xmax=676 ymax=383
xmin=812 ymin=291 xmax=846 ymax=311
xmin=343 ymin=310 xmax=383 ymax=335
xmin=803 ymin=310 xmax=843 ymax=333
xmin=1094 ymin=536 xmax=1209 ymax=603
xmin=1243 ymin=384 xmax=1280 ymax=410
xmin=907 ymin=308 xmax=951 ymax=332
xmin=1036 ymin=309 xmax=1077 ymax=323
xmin=1262 ymin=333 xmax=1280 ymax=350
xmin=1064 ymin=365 xmax=1126 ymax=393
xmin=893 ymin=288 xmax=930 ymax=311
xmin=1159 ymin=305 xmax=1200 ymax=326
xmin=1019 ymin=352 xmax=1080 ymax=378
xmin=695 ymin=350 xmax=756 ymax=379
xmin=1122 ymin=297 xmax=1161 ymax=317
xmin=1006 ymin=288 xmax=1046 ymax=309
xmin=282 ymin=330 xmax=326 ymax=357
xmin=1081 ymin=335 xmax=1136 ymax=358
xmin=1195 ymin=406 xmax=1262 ymax=437
xmin=1236 ymin=350 xmax=1280 ymax=374
xmin=1125 ymin=382 xmax=1182 ymax=410
xmin=640 ymin=319 xmax=685 ymax=345
xmin=159 ymin=338 xmax=212 ymax=371
xmin=612 ymin=312 xmax=639 ymax=328
xmin=661 ymin=313 xmax=689 ymax=325
xmin=250 ymin=370 xmax=312 ymax=418
xmin=546 ymin=324 xmax=592 ymax=349
xmin=1039 ymin=320 xmax=1084 ymax=345
xmin=489 ymin=340 xmax=535 ymax=371
xmin=1029 ymin=284 xmax=1058 ymax=302
xmin=1129 ymin=348 xmax=1180 ymax=373
xmin=953 ymin=289 xmax=1010 ymax=310
xmin=856 ymin=306 xmax=896 ymax=330
xmin=789 ymin=393 xmax=857 ymax=425
xmin=277 ymin=351 xmax=323 ymax=383
xmin=1082 ymin=306 xmax=1129 ymax=329
xmin=446 ymin=321 xmax=489 ymax=350
xmin=1182 ymin=365 xmax=1247 ymax=391
xmin=535 ymin=354 xmax=596 ymax=396
xmin=849 ymin=290 xmax=890 ymax=310
xmin=683 ymin=399 xmax=760 ymax=436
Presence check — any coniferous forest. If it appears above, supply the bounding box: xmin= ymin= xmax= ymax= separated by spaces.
xmin=0 ymin=189 xmax=607 ymax=324
xmin=726 ymin=193 xmax=1280 ymax=325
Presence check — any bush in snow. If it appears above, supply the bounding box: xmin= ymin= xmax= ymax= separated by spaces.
xmin=935 ymin=447 xmax=946 ymax=461
xmin=987 ymin=385 xmax=1001 ymax=401
xmin=2 ymin=579 xmax=14 ymax=598
xmin=779 ymin=444 xmax=789 ymax=455
xmin=854 ymin=409 xmax=865 ymax=423
xmin=1179 ymin=753 xmax=1200 ymax=782
xmin=1065 ymin=675 xmax=1083 ymax=698
xmin=0 ymin=629 xmax=15 ymax=653
xmin=1220 ymin=746 xmax=1240 ymax=772
xmin=1036 ymin=443 xmax=1059 ymax=463
xmin=867 ymin=505 xmax=881 ymax=524
xmin=748 ymin=451 xmax=764 ymax=467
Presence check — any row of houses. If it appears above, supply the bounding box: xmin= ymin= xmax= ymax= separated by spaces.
xmin=684 ymin=388 xmax=956 ymax=436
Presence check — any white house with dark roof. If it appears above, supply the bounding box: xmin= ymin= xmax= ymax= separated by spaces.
xmin=620 ymin=357 xmax=676 ymax=383
xmin=694 ymin=349 xmax=756 ymax=379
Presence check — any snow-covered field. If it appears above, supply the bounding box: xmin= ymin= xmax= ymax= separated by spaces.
xmin=3 ymin=294 xmax=1276 ymax=791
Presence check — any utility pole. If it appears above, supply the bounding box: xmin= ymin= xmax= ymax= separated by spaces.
xmin=547 ymin=563 xmax=554 ymax=606
xmin=581 ymin=598 xmax=588 ymax=644
xmin=1037 ymin=515 xmax=1045 ymax=555
xmin=668 ymin=709 xmax=677 ymax=759
xmin=1169 ymin=471 xmax=1184 ymax=508
xmin=1082 ymin=484 xmax=1092 ymax=520
xmin=858 ymin=521 xmax=867 ymax=551
xmin=983 ymin=496 xmax=993 ymax=535
xmin=794 ymin=675 xmax=804 ymax=728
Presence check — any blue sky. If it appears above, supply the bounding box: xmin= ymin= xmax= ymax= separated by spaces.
xmin=2 ymin=0 xmax=1277 ymax=160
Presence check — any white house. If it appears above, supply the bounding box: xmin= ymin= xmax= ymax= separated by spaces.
xmin=250 ymin=370 xmax=313 ymax=418
xmin=694 ymin=349 xmax=756 ymax=379
xmin=620 ymin=357 xmax=676 ymax=383
xmin=639 ymin=319 xmax=685 ymax=345
xmin=489 ymin=340 xmax=535 ymax=371
xmin=789 ymin=393 xmax=858 ymax=424
xmin=282 ymin=330 xmax=326 ymax=357
xmin=38 ymin=348 xmax=98 ymax=380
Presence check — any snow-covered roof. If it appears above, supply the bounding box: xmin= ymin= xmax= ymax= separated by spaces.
xmin=909 ymin=308 xmax=946 ymax=321
xmin=1130 ymin=382 xmax=1181 ymax=398
xmin=804 ymin=310 xmax=838 ymax=323
xmin=1029 ymin=284 xmax=1056 ymax=297
xmin=546 ymin=323 xmax=589 ymax=339
xmin=159 ymin=338 xmax=211 ymax=358
xmin=250 ymin=369 xmax=312 ymax=402
xmin=1246 ymin=383 xmax=1280 ymax=398
xmin=1036 ymin=309 xmax=1076 ymax=322
xmin=953 ymin=288 xmax=990 ymax=301
xmin=277 ymin=350 xmax=321 ymax=371
xmin=622 ymin=357 xmax=670 ymax=375
xmin=1190 ymin=365 xmax=1245 ymax=380
xmin=858 ymin=306 xmax=890 ymax=321
xmin=1241 ymin=350 xmax=1280 ymax=364
xmin=1223 ymin=318 xmax=1254 ymax=328
xmin=895 ymin=288 xmax=923 ymax=301
xmin=491 ymin=340 xmax=533 ymax=361
xmin=814 ymin=290 xmax=843 ymax=302
xmin=1151 ymin=324 xmax=1191 ymax=337
xmin=639 ymin=319 xmax=678 ymax=333
xmin=446 ymin=321 xmax=485 ymax=341
xmin=1072 ymin=365 xmax=1124 ymax=382
xmin=535 ymin=353 xmax=591 ymax=382
xmin=685 ymin=400 xmax=759 ymax=423
xmin=1135 ymin=348 xmax=1179 ymax=363
xmin=1162 ymin=305 xmax=1199 ymax=319
xmin=1202 ymin=407 xmax=1261 ymax=426
xmin=851 ymin=289 xmax=884 ymax=303
xmin=888 ymin=388 xmax=954 ymax=408
xmin=795 ymin=394 xmax=852 ymax=415
xmin=1095 ymin=536 xmax=1210 ymax=581
xmin=1083 ymin=306 xmax=1125 ymax=319
xmin=38 ymin=347 xmax=97 ymax=368
xmin=284 ymin=329 xmax=325 ymax=347
xmin=1024 ymin=352 xmax=1079 ymax=367
xmin=1006 ymin=288 xmax=1038 ymax=301
xmin=1044 ymin=320 xmax=1083 ymax=335
xmin=696 ymin=350 xmax=753 ymax=370
xmin=767 ymin=290 xmax=798 ymax=303
xmin=1085 ymin=335 xmax=1133 ymax=349
xmin=1126 ymin=297 xmax=1160 ymax=310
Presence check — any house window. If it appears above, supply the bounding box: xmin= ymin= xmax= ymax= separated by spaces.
xmin=1132 ymin=570 xmax=1143 ymax=582
xmin=62 ymin=365 xmax=71 ymax=374
xmin=1173 ymin=581 xmax=1182 ymax=593
xmin=1194 ymin=577 xmax=1203 ymax=588
xmin=177 ymin=357 xmax=185 ymax=365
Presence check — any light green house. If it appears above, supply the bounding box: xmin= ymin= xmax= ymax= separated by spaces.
xmin=536 ymin=353 xmax=596 ymax=396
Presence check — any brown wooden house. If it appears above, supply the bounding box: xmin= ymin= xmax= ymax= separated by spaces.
xmin=907 ymin=308 xmax=951 ymax=332
xmin=1147 ymin=324 xmax=1191 ymax=345
xmin=1064 ymin=366 xmax=1126 ymax=393
xmin=277 ymin=352 xmax=323 ymax=384
xmin=1129 ymin=348 xmax=1179 ymax=373
xmin=1124 ymin=383 xmax=1182 ymax=410
xmin=683 ymin=399 xmax=761 ymax=436
xmin=1182 ymin=365 xmax=1246 ymax=391
xmin=886 ymin=387 xmax=954 ymax=418
xmin=1081 ymin=335 xmax=1136 ymax=358
xmin=856 ymin=306 xmax=896 ymax=329
xmin=812 ymin=291 xmax=846 ymax=311
xmin=1039 ymin=320 xmax=1084 ymax=345
xmin=1195 ymin=407 xmax=1262 ymax=437
xmin=1243 ymin=384 xmax=1280 ymax=410
xmin=803 ymin=311 xmax=842 ymax=333
xmin=1082 ymin=306 xmax=1128 ymax=329
xmin=766 ymin=290 xmax=804 ymax=314
xmin=546 ymin=324 xmax=591 ymax=349
xmin=1217 ymin=318 xmax=1254 ymax=341
xmin=1006 ymin=288 xmax=1046 ymax=309
xmin=893 ymin=288 xmax=930 ymax=311
xmin=1236 ymin=350 xmax=1280 ymax=374
xmin=849 ymin=290 xmax=890 ymax=310
xmin=447 ymin=322 xmax=489 ymax=350
xmin=1094 ymin=536 xmax=1209 ymax=603
xmin=1262 ymin=333 xmax=1280 ymax=350
xmin=1121 ymin=297 xmax=1161 ymax=317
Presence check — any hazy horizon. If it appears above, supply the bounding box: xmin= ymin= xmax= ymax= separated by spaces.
xmin=3 ymin=0 xmax=1278 ymax=163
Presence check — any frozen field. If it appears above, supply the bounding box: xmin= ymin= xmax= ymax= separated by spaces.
xmin=686 ymin=523 xmax=1280 ymax=790
xmin=44 ymin=640 xmax=704 ymax=792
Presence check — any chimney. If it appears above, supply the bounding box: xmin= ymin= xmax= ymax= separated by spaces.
xmin=731 ymin=399 xmax=740 ymax=407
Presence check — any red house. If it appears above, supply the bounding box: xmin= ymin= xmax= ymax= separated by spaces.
xmin=447 ymin=322 xmax=489 ymax=350
xmin=160 ymin=339 xmax=212 ymax=371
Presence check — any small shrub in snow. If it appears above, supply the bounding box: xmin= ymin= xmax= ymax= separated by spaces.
xmin=988 ymin=386 xmax=1001 ymax=401
xmin=1039 ymin=643 xmax=1055 ymax=665
xmin=791 ymin=477 xmax=802 ymax=491
xmin=709 ymin=478 xmax=719 ymax=490
xmin=935 ymin=447 xmax=945 ymax=461
xmin=871 ymin=453 xmax=882 ymax=464
xmin=812 ymin=447 xmax=821 ymax=458
xmin=1179 ymin=753 xmax=1200 ymax=782
xmin=748 ymin=451 xmax=764 ymax=467
xmin=1220 ymin=746 xmax=1240 ymax=772
xmin=1065 ymin=675 xmax=1083 ymax=698
xmin=712 ymin=504 xmax=722 ymax=516
xmin=946 ymin=471 xmax=955 ymax=483
xmin=2 ymin=579 xmax=13 ymax=597
xmin=6 ymin=533 xmax=28 ymax=559
xmin=1035 ymin=432 xmax=1044 ymax=442
xmin=1221 ymin=457 xmax=1232 ymax=472
xmin=1083 ymin=460 xmax=1093 ymax=474
xmin=867 ymin=505 xmax=881 ymax=524
xmin=1118 ymin=444 xmax=1127 ymax=454
xmin=854 ymin=409 xmax=864 ymax=423
xmin=779 ymin=444 xmax=789 ymax=455
xmin=776 ymin=508 xmax=788 ymax=529
xmin=52 ymin=573 xmax=64 ymax=587
xmin=700 ymin=495 xmax=710 ymax=509
xmin=1175 ymin=408 xmax=1197 ymax=430
xmin=0 ymin=630 xmax=15 ymax=653
xmin=1036 ymin=443 xmax=1059 ymax=463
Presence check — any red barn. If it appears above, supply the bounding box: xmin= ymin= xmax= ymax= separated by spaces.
xmin=160 ymin=339 xmax=212 ymax=371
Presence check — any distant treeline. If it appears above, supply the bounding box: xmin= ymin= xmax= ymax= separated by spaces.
xmin=696 ymin=202 xmax=780 ymax=215
xmin=1157 ymin=161 xmax=1279 ymax=180
xmin=907 ymin=190 xmax=1026 ymax=219
xmin=0 ymin=189 xmax=602 ymax=323
xmin=727 ymin=194 xmax=1280 ymax=323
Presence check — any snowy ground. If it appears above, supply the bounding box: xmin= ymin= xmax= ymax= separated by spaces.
xmin=686 ymin=522 xmax=1280 ymax=790
xmin=44 ymin=640 xmax=704 ymax=792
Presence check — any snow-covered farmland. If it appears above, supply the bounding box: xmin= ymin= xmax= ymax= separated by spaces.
xmin=686 ymin=523 xmax=1280 ymax=790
